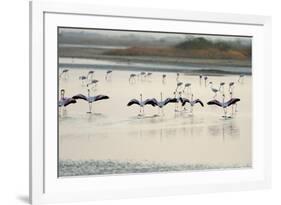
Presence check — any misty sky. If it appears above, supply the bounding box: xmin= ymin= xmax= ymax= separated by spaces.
xmin=59 ymin=27 xmax=252 ymax=44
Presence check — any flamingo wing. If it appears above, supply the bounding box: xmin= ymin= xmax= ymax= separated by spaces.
xmin=181 ymin=98 xmax=190 ymax=106
xmin=94 ymin=95 xmax=110 ymax=102
xmin=63 ymin=98 xmax=77 ymax=107
xmin=72 ymin=94 xmax=88 ymax=101
xmin=164 ymin=98 xmax=178 ymax=106
xmin=144 ymin=98 xmax=158 ymax=107
xmin=226 ymin=98 xmax=240 ymax=107
xmin=207 ymin=100 xmax=222 ymax=107
xmin=127 ymin=99 xmax=141 ymax=106
xmin=195 ymin=99 xmax=204 ymax=107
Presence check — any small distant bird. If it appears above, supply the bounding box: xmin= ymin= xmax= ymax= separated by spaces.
xmin=149 ymin=92 xmax=178 ymax=115
xmin=207 ymin=94 xmax=240 ymax=118
xmin=199 ymin=75 xmax=203 ymax=85
xmin=183 ymin=83 xmax=192 ymax=95
xmin=129 ymin=74 xmax=137 ymax=83
xmin=105 ymin=70 xmax=112 ymax=80
xmin=127 ymin=94 xmax=156 ymax=115
xmin=140 ymin=71 xmax=146 ymax=81
xmin=147 ymin=72 xmax=152 ymax=78
xmin=219 ymin=82 xmax=225 ymax=93
xmin=180 ymin=94 xmax=204 ymax=114
xmin=73 ymin=89 xmax=109 ymax=113
xmin=79 ymin=76 xmax=87 ymax=85
xmin=204 ymin=76 xmax=208 ymax=86
xmin=162 ymin=74 xmax=167 ymax=84
xmin=176 ymin=73 xmax=180 ymax=82
xmin=59 ymin=69 xmax=69 ymax=79
xmin=238 ymin=74 xmax=245 ymax=83
xmin=229 ymin=82 xmax=235 ymax=92
xmin=58 ymin=89 xmax=76 ymax=108
xmin=175 ymin=82 xmax=183 ymax=93
xmin=87 ymin=70 xmax=94 ymax=80
xmin=86 ymin=79 xmax=99 ymax=88
xmin=209 ymin=82 xmax=219 ymax=98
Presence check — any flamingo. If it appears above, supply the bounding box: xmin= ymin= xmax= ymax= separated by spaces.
xmin=105 ymin=70 xmax=112 ymax=80
xmin=180 ymin=94 xmax=204 ymax=114
xmin=238 ymin=74 xmax=244 ymax=83
xmin=173 ymin=91 xmax=183 ymax=112
xmin=207 ymin=94 xmax=240 ymax=118
xmin=72 ymin=89 xmax=109 ymax=113
xmin=199 ymin=75 xmax=203 ymax=85
xmin=183 ymin=83 xmax=191 ymax=96
xmin=59 ymin=69 xmax=69 ymax=79
xmin=219 ymin=82 xmax=225 ymax=93
xmin=146 ymin=72 xmax=152 ymax=78
xmin=87 ymin=70 xmax=94 ymax=80
xmin=140 ymin=71 xmax=146 ymax=81
xmin=86 ymin=79 xmax=99 ymax=89
xmin=176 ymin=72 xmax=180 ymax=82
xmin=79 ymin=76 xmax=87 ymax=85
xmin=58 ymin=89 xmax=77 ymax=110
xmin=204 ymin=76 xmax=208 ymax=87
xmin=127 ymin=94 xmax=156 ymax=116
xmin=149 ymin=92 xmax=177 ymax=115
xmin=129 ymin=74 xmax=137 ymax=83
xmin=209 ymin=82 xmax=219 ymax=98
xmin=229 ymin=91 xmax=238 ymax=114
xmin=175 ymin=82 xmax=183 ymax=93
xmin=162 ymin=74 xmax=167 ymax=84
xmin=229 ymin=82 xmax=235 ymax=92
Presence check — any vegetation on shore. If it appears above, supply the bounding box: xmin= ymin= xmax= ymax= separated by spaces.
xmin=104 ymin=37 xmax=251 ymax=60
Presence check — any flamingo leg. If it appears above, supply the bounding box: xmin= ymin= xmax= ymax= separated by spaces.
xmin=190 ymin=105 xmax=193 ymax=114
xmin=87 ymin=103 xmax=92 ymax=114
xmin=161 ymin=108 xmax=165 ymax=116
xmin=223 ymin=108 xmax=227 ymax=119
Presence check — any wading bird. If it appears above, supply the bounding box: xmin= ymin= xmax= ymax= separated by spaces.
xmin=204 ymin=76 xmax=208 ymax=87
xmin=127 ymin=94 xmax=156 ymax=116
xmin=238 ymin=74 xmax=244 ymax=83
xmin=162 ymin=74 xmax=167 ymax=84
xmin=105 ymin=70 xmax=112 ymax=80
xmin=229 ymin=82 xmax=235 ymax=92
xmin=183 ymin=83 xmax=192 ymax=96
xmin=176 ymin=73 xmax=180 ymax=82
xmin=175 ymin=82 xmax=183 ymax=93
xmin=87 ymin=70 xmax=94 ymax=80
xmin=229 ymin=91 xmax=238 ymax=114
xmin=173 ymin=91 xmax=183 ymax=112
xmin=199 ymin=75 xmax=203 ymax=85
xmin=180 ymin=94 xmax=204 ymax=114
xmin=207 ymin=94 xmax=240 ymax=118
xmin=140 ymin=71 xmax=146 ymax=81
xmin=79 ymin=76 xmax=87 ymax=85
xmin=58 ymin=89 xmax=77 ymax=110
xmin=59 ymin=69 xmax=69 ymax=79
xmin=72 ymin=89 xmax=109 ymax=113
xmin=219 ymin=82 xmax=225 ymax=94
xmin=209 ymin=82 xmax=219 ymax=98
xmin=149 ymin=92 xmax=177 ymax=115
xmin=86 ymin=79 xmax=99 ymax=89
xmin=129 ymin=74 xmax=137 ymax=83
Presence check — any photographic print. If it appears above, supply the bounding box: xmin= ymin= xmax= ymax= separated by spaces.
xmin=58 ymin=28 xmax=252 ymax=177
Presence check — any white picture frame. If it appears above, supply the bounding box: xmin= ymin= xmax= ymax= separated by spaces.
xmin=29 ymin=1 xmax=272 ymax=204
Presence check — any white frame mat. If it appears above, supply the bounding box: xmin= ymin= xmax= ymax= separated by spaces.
xmin=30 ymin=1 xmax=271 ymax=204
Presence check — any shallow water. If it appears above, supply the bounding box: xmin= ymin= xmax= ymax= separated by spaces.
xmin=59 ymin=64 xmax=252 ymax=176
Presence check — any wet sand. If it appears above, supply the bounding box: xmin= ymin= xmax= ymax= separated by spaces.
xmin=58 ymin=66 xmax=252 ymax=176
